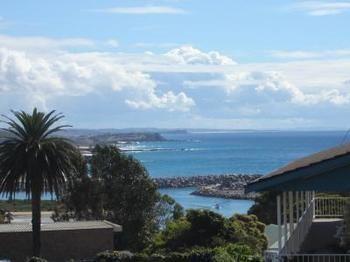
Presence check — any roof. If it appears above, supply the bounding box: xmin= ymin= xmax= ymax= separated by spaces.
xmin=0 ymin=220 xmax=122 ymax=233
xmin=265 ymin=143 xmax=350 ymax=179
xmin=246 ymin=143 xmax=350 ymax=192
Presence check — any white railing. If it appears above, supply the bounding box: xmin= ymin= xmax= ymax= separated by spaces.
xmin=279 ymin=254 xmax=350 ymax=262
xmin=315 ymin=197 xmax=349 ymax=218
xmin=266 ymin=193 xmax=350 ymax=262
xmin=264 ymin=250 xmax=279 ymax=262
xmin=283 ymin=196 xmax=314 ymax=254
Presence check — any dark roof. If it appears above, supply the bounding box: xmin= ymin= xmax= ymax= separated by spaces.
xmin=247 ymin=143 xmax=350 ymax=190
xmin=265 ymin=143 xmax=350 ymax=179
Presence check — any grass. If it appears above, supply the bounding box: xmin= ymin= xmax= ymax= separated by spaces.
xmin=0 ymin=200 xmax=59 ymax=212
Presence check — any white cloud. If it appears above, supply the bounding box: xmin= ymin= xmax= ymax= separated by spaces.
xmin=90 ymin=6 xmax=187 ymax=15
xmin=185 ymin=71 xmax=350 ymax=107
xmin=1 ymin=36 xmax=350 ymax=129
xmin=0 ymin=35 xmax=123 ymax=53
xmin=126 ymin=91 xmax=195 ymax=111
xmin=0 ymin=35 xmax=95 ymax=52
xmin=223 ymin=71 xmax=305 ymax=103
xmin=164 ymin=45 xmax=236 ymax=65
xmin=0 ymin=48 xmax=194 ymax=112
xmin=270 ymin=49 xmax=350 ymax=59
xmin=291 ymin=1 xmax=350 ymax=16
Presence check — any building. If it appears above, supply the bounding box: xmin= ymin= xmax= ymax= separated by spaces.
xmin=246 ymin=143 xmax=350 ymax=262
xmin=0 ymin=220 xmax=122 ymax=261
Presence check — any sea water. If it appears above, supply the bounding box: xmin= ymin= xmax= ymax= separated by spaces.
xmin=2 ymin=131 xmax=347 ymax=217
xmin=126 ymin=131 xmax=347 ymax=216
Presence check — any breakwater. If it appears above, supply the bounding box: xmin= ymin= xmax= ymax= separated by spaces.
xmin=153 ymin=174 xmax=260 ymax=200
xmin=153 ymin=174 xmax=260 ymax=188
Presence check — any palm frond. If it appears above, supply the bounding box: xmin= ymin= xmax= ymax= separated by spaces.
xmin=0 ymin=108 xmax=80 ymax=198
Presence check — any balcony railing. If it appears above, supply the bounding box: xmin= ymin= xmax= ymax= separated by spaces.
xmin=279 ymin=254 xmax=350 ymax=262
xmin=265 ymin=194 xmax=350 ymax=262
xmin=314 ymin=197 xmax=348 ymax=218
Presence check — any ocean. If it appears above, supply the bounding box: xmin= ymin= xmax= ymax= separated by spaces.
xmin=2 ymin=131 xmax=347 ymax=217
xmin=124 ymin=131 xmax=348 ymax=217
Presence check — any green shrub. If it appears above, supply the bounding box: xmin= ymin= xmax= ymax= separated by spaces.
xmin=212 ymin=249 xmax=232 ymax=262
xmin=248 ymin=191 xmax=278 ymax=225
xmin=150 ymin=210 xmax=267 ymax=256
xmin=95 ymin=250 xmax=134 ymax=262
xmin=26 ymin=257 xmax=48 ymax=262
xmin=94 ymin=248 xmax=263 ymax=262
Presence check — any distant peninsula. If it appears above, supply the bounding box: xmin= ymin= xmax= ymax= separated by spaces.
xmin=69 ymin=132 xmax=166 ymax=146
xmin=0 ymin=129 xmax=167 ymax=146
xmin=54 ymin=129 xmax=168 ymax=146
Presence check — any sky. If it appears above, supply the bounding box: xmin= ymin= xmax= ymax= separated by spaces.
xmin=1 ymin=0 xmax=350 ymax=130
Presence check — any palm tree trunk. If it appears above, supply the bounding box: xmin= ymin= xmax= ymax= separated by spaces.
xmin=31 ymin=185 xmax=41 ymax=257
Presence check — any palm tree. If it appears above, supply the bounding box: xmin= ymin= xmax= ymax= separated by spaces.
xmin=0 ymin=108 xmax=79 ymax=257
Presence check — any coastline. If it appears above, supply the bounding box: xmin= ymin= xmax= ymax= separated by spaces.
xmin=153 ymin=174 xmax=259 ymax=200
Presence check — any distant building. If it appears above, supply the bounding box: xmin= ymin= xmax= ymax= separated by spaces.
xmin=0 ymin=220 xmax=122 ymax=261
xmin=78 ymin=145 xmax=93 ymax=158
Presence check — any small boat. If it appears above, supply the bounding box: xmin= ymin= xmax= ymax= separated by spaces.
xmin=214 ymin=203 xmax=221 ymax=210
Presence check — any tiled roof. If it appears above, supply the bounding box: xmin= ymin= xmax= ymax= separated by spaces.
xmin=0 ymin=220 xmax=122 ymax=233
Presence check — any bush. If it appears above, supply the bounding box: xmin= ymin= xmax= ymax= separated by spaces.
xmin=248 ymin=191 xmax=278 ymax=225
xmin=150 ymin=210 xmax=267 ymax=256
xmin=94 ymin=248 xmax=263 ymax=262
xmin=26 ymin=257 xmax=48 ymax=262
xmin=95 ymin=250 xmax=134 ymax=262
xmin=225 ymin=214 xmax=267 ymax=253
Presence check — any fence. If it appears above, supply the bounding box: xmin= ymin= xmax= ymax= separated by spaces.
xmin=314 ymin=197 xmax=348 ymax=218
xmin=279 ymin=254 xmax=350 ymax=262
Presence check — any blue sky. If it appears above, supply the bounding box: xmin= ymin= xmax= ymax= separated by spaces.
xmin=1 ymin=0 xmax=350 ymax=129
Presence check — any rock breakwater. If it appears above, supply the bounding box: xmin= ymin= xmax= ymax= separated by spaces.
xmin=153 ymin=174 xmax=260 ymax=200
xmin=153 ymin=174 xmax=260 ymax=188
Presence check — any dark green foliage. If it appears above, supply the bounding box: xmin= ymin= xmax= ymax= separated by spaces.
xmin=0 ymin=108 xmax=80 ymax=256
xmin=53 ymin=153 xmax=105 ymax=221
xmin=0 ymin=109 xmax=79 ymax=198
xmin=0 ymin=200 xmax=58 ymax=212
xmin=154 ymin=194 xmax=185 ymax=230
xmin=248 ymin=191 xmax=278 ymax=225
xmin=95 ymin=250 xmax=134 ymax=262
xmin=57 ymin=145 xmax=159 ymax=251
xmin=150 ymin=209 xmax=267 ymax=256
xmin=26 ymin=257 xmax=48 ymax=262
xmin=95 ymin=245 xmax=263 ymax=262
xmin=92 ymin=145 xmax=158 ymax=250
xmin=224 ymin=214 xmax=267 ymax=253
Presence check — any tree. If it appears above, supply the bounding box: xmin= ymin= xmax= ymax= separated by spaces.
xmin=0 ymin=108 xmax=79 ymax=256
xmin=57 ymin=145 xmax=159 ymax=251
xmin=154 ymin=194 xmax=184 ymax=230
xmin=248 ymin=191 xmax=278 ymax=225
xmin=152 ymin=209 xmax=267 ymax=255
xmin=92 ymin=145 xmax=159 ymax=250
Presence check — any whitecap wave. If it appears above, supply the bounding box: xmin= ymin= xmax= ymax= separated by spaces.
xmin=119 ymin=146 xmax=203 ymax=153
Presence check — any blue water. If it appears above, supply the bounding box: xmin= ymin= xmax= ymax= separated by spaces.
xmin=159 ymin=187 xmax=254 ymax=217
xmin=128 ymin=131 xmax=346 ymax=177
xmin=126 ymin=131 xmax=347 ymax=216
xmin=2 ymin=131 xmax=347 ymax=217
